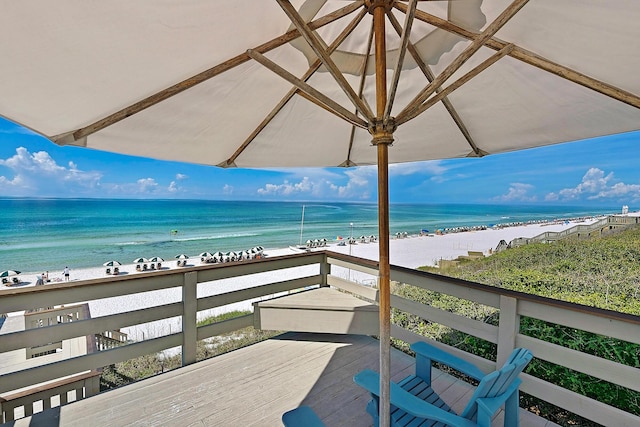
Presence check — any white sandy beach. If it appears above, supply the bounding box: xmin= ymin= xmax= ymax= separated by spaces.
xmin=1 ymin=214 xmax=625 ymax=345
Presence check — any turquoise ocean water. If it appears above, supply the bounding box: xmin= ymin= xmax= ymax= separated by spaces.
xmin=0 ymin=198 xmax=621 ymax=273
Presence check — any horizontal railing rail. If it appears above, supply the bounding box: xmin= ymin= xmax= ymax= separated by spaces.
xmin=1 ymin=250 xmax=639 ymax=426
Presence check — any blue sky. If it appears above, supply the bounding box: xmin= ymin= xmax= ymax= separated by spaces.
xmin=0 ymin=117 xmax=638 ymax=206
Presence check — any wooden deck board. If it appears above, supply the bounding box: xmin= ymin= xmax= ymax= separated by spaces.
xmin=5 ymin=333 xmax=556 ymax=426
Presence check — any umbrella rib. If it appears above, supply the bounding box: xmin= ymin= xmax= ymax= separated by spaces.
xmin=222 ymin=9 xmax=368 ymax=168
xmin=51 ymin=1 xmax=365 ymax=144
xmin=247 ymin=49 xmax=368 ymax=129
xmin=276 ymin=0 xmax=375 ymax=122
xmin=395 ymin=2 xmax=640 ymax=111
xmin=386 ymin=10 xmax=481 ymax=156
xmin=397 ymin=0 xmax=530 ymax=122
xmin=397 ymin=44 xmax=515 ymax=127
xmin=384 ymin=0 xmax=419 ymax=123
xmin=345 ymin=18 xmax=376 ymax=168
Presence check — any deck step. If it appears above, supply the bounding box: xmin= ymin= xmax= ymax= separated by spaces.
xmin=254 ymin=287 xmax=378 ymax=335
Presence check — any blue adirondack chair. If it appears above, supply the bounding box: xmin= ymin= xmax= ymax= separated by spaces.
xmin=354 ymin=342 xmax=533 ymax=427
xmin=282 ymin=405 xmax=325 ymax=427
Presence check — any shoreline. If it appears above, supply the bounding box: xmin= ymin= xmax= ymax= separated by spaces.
xmin=2 ymin=212 xmax=631 ymax=288
xmin=3 ymin=212 xmax=636 ymax=344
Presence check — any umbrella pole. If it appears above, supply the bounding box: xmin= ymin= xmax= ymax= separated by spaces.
xmin=371 ymin=2 xmax=393 ymax=426
xmin=377 ymin=141 xmax=391 ymax=427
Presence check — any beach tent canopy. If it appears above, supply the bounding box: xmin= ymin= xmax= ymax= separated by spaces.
xmin=103 ymin=261 xmax=122 ymax=267
xmin=2 ymin=1 xmax=640 ymax=425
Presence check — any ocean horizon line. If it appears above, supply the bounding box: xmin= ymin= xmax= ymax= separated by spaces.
xmin=0 ymin=195 xmax=626 ymax=211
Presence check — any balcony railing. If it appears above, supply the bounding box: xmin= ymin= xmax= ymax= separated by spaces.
xmin=510 ymin=215 xmax=639 ymax=247
xmin=1 ymin=251 xmax=639 ymax=425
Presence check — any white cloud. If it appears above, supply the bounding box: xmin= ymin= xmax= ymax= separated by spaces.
xmin=546 ymin=168 xmax=640 ymax=202
xmin=223 ymin=184 xmax=234 ymax=195
xmin=0 ymin=174 xmax=26 ymax=187
xmin=337 ymin=167 xmax=375 ymax=199
xmin=257 ymin=177 xmax=313 ymax=196
xmin=101 ymin=177 xmax=162 ymax=195
xmin=256 ymin=167 xmax=375 ymax=200
xmin=0 ymin=147 xmax=102 ymax=196
xmin=136 ymin=178 xmax=158 ymax=192
xmin=389 ymin=160 xmax=447 ymax=177
xmin=168 ymin=176 xmax=189 ymax=193
xmin=494 ymin=183 xmax=537 ymax=202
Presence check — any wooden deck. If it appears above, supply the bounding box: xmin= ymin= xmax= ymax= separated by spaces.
xmin=6 ymin=333 xmax=557 ymax=426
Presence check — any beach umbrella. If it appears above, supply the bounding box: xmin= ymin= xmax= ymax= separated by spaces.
xmin=149 ymin=256 xmax=165 ymax=263
xmin=0 ymin=270 xmax=20 ymax=277
xmin=199 ymin=252 xmax=213 ymax=258
xmin=103 ymin=261 xmax=122 ymax=267
xmin=3 ymin=2 xmax=640 ymax=423
xmin=132 ymin=257 xmax=148 ymax=264
xmin=175 ymin=254 xmax=189 ymax=260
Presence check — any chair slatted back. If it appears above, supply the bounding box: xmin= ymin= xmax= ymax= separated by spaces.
xmin=461 ymin=348 xmax=533 ymax=420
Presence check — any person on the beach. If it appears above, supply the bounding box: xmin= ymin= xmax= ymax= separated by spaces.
xmin=63 ymin=266 xmax=70 ymax=281
xmin=36 ymin=273 xmax=44 ymax=286
xmin=44 ymin=271 xmax=49 ymax=282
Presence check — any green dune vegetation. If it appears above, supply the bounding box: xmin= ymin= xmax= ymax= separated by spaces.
xmin=392 ymin=225 xmax=640 ymax=426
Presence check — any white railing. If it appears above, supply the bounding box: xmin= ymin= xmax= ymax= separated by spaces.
xmin=510 ymin=215 xmax=639 ymax=247
xmin=382 ymin=263 xmax=640 ymax=427
xmin=0 ymin=251 xmax=638 ymax=426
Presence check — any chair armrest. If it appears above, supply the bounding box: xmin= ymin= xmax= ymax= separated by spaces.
xmin=354 ymin=369 xmax=476 ymax=427
xmin=411 ymin=341 xmax=485 ymax=382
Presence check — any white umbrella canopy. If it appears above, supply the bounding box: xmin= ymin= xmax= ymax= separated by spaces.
xmin=1 ymin=1 xmax=639 ymax=167
xmin=2 ymin=2 xmax=640 ymax=424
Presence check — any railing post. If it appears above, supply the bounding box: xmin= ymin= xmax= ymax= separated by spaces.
xmin=497 ymin=295 xmax=519 ymax=367
xmin=320 ymin=255 xmax=331 ymax=288
xmin=182 ymin=271 xmax=198 ymax=366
